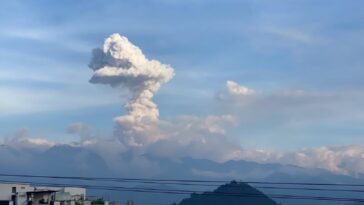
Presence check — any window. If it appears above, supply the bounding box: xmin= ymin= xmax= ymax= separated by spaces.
xmin=12 ymin=187 xmax=16 ymax=193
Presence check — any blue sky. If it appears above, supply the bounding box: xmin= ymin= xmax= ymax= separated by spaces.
xmin=1 ymin=0 xmax=364 ymax=150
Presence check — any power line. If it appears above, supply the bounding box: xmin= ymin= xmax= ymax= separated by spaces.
xmin=255 ymin=185 xmax=364 ymax=193
xmin=0 ymin=174 xmax=225 ymax=183
xmin=4 ymin=173 xmax=364 ymax=194
xmin=3 ymin=176 xmax=364 ymax=194
xmin=2 ymin=179 xmax=364 ymax=203
xmin=1 ymin=173 xmax=364 ymax=187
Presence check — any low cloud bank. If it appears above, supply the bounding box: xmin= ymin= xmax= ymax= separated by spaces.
xmin=4 ymin=127 xmax=364 ymax=176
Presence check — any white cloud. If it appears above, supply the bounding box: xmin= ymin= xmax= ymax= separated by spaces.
xmin=226 ymin=80 xmax=256 ymax=96
xmin=238 ymin=145 xmax=364 ymax=176
xmin=65 ymin=113 xmax=240 ymax=163
xmin=216 ymin=81 xmax=257 ymax=104
xmin=2 ymin=128 xmax=54 ymax=151
xmin=8 ymin=126 xmax=364 ymax=176
xmin=67 ymin=122 xmax=89 ymax=134
xmin=6 ymin=124 xmax=364 ymax=176
xmin=66 ymin=122 xmax=92 ymax=142
xmin=215 ymin=80 xmax=354 ymax=127
xmin=123 ymin=114 xmax=242 ymax=162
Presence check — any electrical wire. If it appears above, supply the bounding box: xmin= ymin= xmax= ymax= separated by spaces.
xmin=1 ymin=173 xmax=364 ymax=187
xmin=2 ymin=179 xmax=364 ymax=203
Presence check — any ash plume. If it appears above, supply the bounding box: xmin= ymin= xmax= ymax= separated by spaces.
xmin=89 ymin=34 xmax=174 ymax=147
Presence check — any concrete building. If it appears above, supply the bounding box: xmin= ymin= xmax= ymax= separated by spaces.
xmin=0 ymin=183 xmax=33 ymax=205
xmin=0 ymin=183 xmax=88 ymax=205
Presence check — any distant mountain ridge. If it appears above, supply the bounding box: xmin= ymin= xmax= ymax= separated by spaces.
xmin=0 ymin=144 xmax=363 ymax=205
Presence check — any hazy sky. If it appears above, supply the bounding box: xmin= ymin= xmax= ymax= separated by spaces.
xmin=1 ymin=0 xmax=364 ymax=150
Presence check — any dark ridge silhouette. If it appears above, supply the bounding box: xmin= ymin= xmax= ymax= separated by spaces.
xmin=177 ymin=181 xmax=279 ymax=205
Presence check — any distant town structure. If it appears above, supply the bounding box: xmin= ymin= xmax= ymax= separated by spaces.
xmin=126 ymin=200 xmax=134 ymax=205
xmin=0 ymin=183 xmax=111 ymax=205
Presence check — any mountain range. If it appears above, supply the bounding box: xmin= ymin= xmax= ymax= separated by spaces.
xmin=0 ymin=144 xmax=363 ymax=205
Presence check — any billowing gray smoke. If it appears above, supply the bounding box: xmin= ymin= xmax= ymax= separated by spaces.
xmin=89 ymin=34 xmax=174 ymax=147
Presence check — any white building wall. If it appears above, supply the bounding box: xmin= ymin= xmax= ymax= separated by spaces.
xmin=0 ymin=184 xmax=12 ymax=201
xmin=0 ymin=184 xmax=32 ymax=200
xmin=15 ymin=191 xmax=28 ymax=205
xmin=0 ymin=183 xmax=88 ymax=205
xmin=62 ymin=188 xmax=85 ymax=198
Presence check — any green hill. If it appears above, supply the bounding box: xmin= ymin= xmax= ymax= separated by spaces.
xmin=177 ymin=181 xmax=278 ymax=205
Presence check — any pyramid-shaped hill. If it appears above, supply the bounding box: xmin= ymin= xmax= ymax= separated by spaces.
xmin=178 ymin=181 xmax=278 ymax=205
